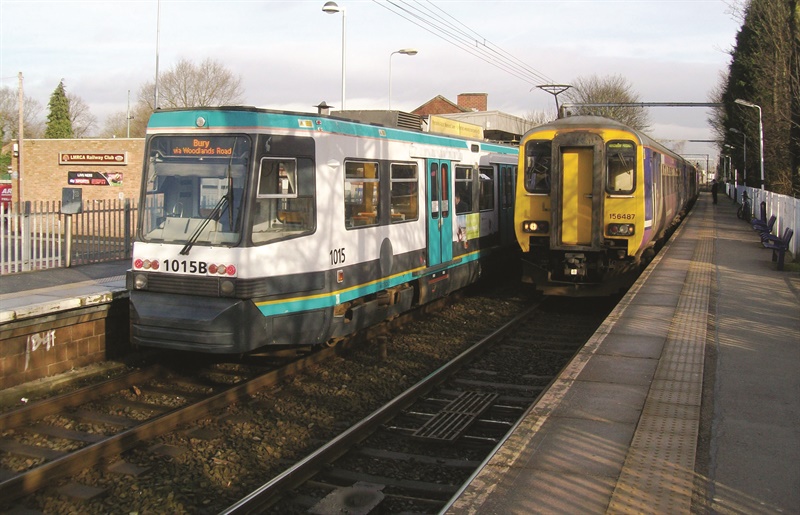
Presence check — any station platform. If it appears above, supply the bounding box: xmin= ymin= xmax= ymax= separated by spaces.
xmin=0 ymin=260 xmax=129 ymax=324
xmin=445 ymin=194 xmax=800 ymax=514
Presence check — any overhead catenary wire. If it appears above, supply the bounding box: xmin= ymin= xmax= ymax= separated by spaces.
xmin=372 ymin=0 xmax=555 ymax=87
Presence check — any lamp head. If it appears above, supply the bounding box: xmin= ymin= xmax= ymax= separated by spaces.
xmin=399 ymin=49 xmax=418 ymax=56
xmin=735 ymin=98 xmax=756 ymax=108
xmin=322 ymin=1 xmax=342 ymax=13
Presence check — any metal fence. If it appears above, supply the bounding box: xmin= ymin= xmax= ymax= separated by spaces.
xmin=0 ymin=199 xmax=136 ymax=274
xmin=726 ymin=185 xmax=800 ymax=258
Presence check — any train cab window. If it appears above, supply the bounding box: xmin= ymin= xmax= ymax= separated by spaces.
xmin=606 ymin=141 xmax=636 ymax=194
xmin=455 ymin=166 xmax=473 ymax=214
xmin=390 ymin=163 xmax=418 ymax=223
xmin=252 ymin=157 xmax=315 ymax=243
xmin=141 ymin=135 xmax=250 ymax=246
xmin=345 ymin=161 xmax=380 ymax=228
xmin=524 ymin=140 xmax=552 ymax=194
xmin=478 ymin=166 xmax=495 ymax=211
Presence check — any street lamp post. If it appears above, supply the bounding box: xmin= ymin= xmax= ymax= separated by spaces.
xmin=322 ymin=1 xmax=346 ymax=110
xmin=729 ymin=127 xmax=746 ymax=184
xmin=734 ymin=99 xmax=765 ymax=190
xmin=724 ymin=144 xmax=738 ymax=189
xmin=389 ymin=48 xmax=417 ymax=110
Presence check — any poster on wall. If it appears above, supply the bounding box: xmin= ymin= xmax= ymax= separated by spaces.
xmin=67 ymin=171 xmax=123 ymax=186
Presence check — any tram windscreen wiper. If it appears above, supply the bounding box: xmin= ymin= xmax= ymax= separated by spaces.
xmin=179 ymin=194 xmax=227 ymax=255
xmin=179 ymin=138 xmax=238 ymax=256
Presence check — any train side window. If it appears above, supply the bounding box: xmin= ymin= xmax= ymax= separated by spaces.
xmin=390 ymin=163 xmax=418 ymax=223
xmin=252 ymin=157 xmax=315 ymax=243
xmin=606 ymin=141 xmax=636 ymax=194
xmin=344 ymin=161 xmax=380 ymax=228
xmin=455 ymin=165 xmax=473 ymax=214
xmin=479 ymin=166 xmax=495 ymax=211
xmin=524 ymin=140 xmax=551 ymax=194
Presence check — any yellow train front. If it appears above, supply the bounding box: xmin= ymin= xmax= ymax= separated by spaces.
xmin=515 ymin=116 xmax=697 ymax=296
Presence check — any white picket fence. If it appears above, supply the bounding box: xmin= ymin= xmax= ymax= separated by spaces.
xmin=0 ymin=199 xmax=135 ymax=274
xmin=727 ymin=185 xmax=799 ymax=257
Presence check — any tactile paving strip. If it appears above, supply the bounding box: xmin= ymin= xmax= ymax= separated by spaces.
xmin=608 ymin=218 xmax=714 ymax=513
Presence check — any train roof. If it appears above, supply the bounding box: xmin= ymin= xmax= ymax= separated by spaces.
xmin=528 ymin=115 xmax=687 ymax=163
xmin=147 ymin=105 xmax=517 ymax=155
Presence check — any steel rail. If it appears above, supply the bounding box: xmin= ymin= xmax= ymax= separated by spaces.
xmin=220 ymin=303 xmax=539 ymax=514
xmin=0 ymin=347 xmax=337 ymax=504
xmin=0 ymin=366 xmax=163 ymax=430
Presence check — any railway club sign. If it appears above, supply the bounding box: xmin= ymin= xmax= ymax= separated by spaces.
xmin=59 ymin=152 xmax=127 ymax=165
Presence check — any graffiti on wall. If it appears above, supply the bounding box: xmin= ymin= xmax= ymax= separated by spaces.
xmin=25 ymin=330 xmax=57 ymax=371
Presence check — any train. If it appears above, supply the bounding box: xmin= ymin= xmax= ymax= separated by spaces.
xmin=126 ymin=106 xmax=518 ymax=353
xmin=514 ymin=115 xmax=698 ymax=296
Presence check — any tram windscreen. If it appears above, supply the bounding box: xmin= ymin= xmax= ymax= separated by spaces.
xmin=141 ymin=135 xmax=251 ymax=245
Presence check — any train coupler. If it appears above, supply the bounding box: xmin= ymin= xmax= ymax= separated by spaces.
xmin=564 ymin=253 xmax=587 ymax=278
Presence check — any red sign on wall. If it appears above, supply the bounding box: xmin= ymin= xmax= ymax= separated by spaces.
xmin=0 ymin=182 xmax=12 ymax=207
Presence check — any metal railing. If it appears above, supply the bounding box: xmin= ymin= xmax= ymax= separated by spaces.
xmin=0 ymin=199 xmax=136 ymax=274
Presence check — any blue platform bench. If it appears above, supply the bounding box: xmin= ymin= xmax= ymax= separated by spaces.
xmin=762 ymin=227 xmax=794 ymax=271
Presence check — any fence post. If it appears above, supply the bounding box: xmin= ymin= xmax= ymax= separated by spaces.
xmin=65 ymin=214 xmax=73 ymax=268
xmin=124 ymin=198 xmax=131 ymax=258
xmin=21 ymin=201 xmax=31 ymax=272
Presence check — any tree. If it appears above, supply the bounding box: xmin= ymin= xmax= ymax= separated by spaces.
xmin=101 ymin=101 xmax=151 ymax=139
xmin=139 ymin=57 xmax=245 ymax=110
xmin=44 ymin=80 xmax=73 ymax=139
xmin=0 ymin=86 xmax=44 ymax=145
xmin=715 ymin=0 xmax=797 ymax=195
xmin=563 ymin=74 xmax=651 ymax=131
xmin=68 ymin=92 xmax=97 ymax=138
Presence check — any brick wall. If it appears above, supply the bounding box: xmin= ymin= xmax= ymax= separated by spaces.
xmin=0 ymin=299 xmax=129 ymax=390
xmin=457 ymin=93 xmax=488 ymax=112
xmin=11 ymin=139 xmax=144 ymax=205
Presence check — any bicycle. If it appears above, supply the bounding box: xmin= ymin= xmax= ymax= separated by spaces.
xmin=737 ymin=191 xmax=752 ymax=221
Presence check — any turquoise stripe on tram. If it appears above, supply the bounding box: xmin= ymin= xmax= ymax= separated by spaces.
xmin=255 ymin=250 xmax=483 ymax=317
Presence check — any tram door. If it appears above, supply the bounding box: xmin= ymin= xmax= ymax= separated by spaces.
xmin=426 ymin=159 xmax=453 ymax=266
xmin=560 ymin=147 xmax=593 ymax=246
xmin=498 ymin=164 xmax=516 ymax=246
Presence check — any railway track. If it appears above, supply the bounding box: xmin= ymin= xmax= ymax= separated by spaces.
xmin=0 ymin=289 xmax=614 ymax=513
xmin=0 ymin=348 xmax=333 ymax=507
xmin=225 ymin=297 xmax=614 ymax=514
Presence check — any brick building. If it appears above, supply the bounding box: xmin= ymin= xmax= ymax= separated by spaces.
xmin=6 ymin=138 xmax=144 ymax=205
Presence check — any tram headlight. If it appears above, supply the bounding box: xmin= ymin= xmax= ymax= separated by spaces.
xmin=220 ymin=279 xmax=235 ymax=296
xmin=522 ymin=220 xmax=549 ymax=234
xmin=133 ymin=273 xmax=148 ymax=290
xmin=608 ymin=223 xmax=635 ymax=236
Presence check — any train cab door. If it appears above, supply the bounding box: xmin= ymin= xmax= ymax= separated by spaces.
xmin=560 ymin=148 xmax=594 ymax=246
xmin=426 ymin=159 xmax=453 ymax=266
xmin=499 ymin=164 xmax=516 ymax=246
xmin=552 ymin=133 xmax=604 ymax=250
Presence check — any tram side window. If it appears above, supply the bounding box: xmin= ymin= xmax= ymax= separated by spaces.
xmin=252 ymin=158 xmax=315 ymax=243
xmin=524 ymin=140 xmax=552 ymax=194
xmin=479 ymin=166 xmax=495 ymax=211
xmin=345 ymin=161 xmax=380 ymax=228
xmin=606 ymin=141 xmax=636 ymax=194
xmin=390 ymin=163 xmax=418 ymax=223
xmin=455 ymin=166 xmax=473 ymax=214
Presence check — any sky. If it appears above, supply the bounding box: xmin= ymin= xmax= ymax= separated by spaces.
xmin=0 ymin=0 xmax=742 ymax=166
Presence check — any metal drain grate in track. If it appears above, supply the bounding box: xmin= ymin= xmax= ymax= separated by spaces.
xmin=412 ymin=391 xmax=498 ymax=442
